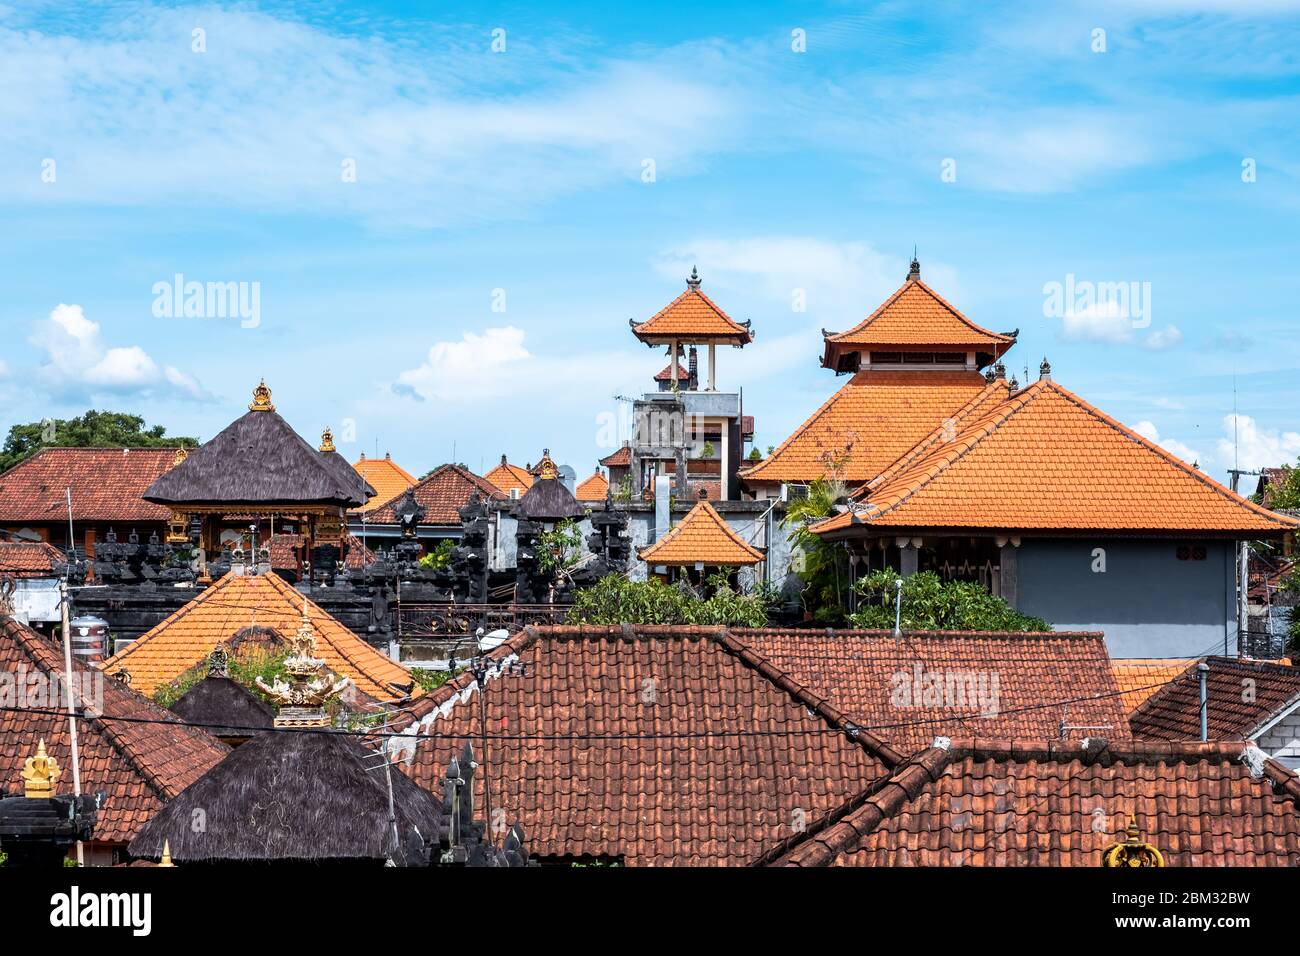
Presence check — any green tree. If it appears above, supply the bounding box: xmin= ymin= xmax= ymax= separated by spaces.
xmin=783 ymin=478 xmax=850 ymax=625
xmin=419 ymin=540 xmax=455 ymax=571
xmin=0 ymin=410 xmax=197 ymax=473
xmin=850 ymin=570 xmax=1050 ymax=632
xmin=1265 ymin=463 xmax=1300 ymax=510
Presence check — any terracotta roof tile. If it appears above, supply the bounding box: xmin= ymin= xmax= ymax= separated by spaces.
xmin=741 ymin=371 xmax=991 ymax=485
xmin=575 ymin=469 xmax=609 ymax=502
xmin=364 ymin=464 xmax=504 ymax=525
xmin=814 ymin=380 xmax=1298 ymax=535
xmin=632 ymin=276 xmax=752 ymax=344
xmin=484 ymin=458 xmax=533 ymax=496
xmin=1111 ymin=659 xmax=1196 ymax=713
xmin=599 ymin=445 xmax=631 ymax=468
xmin=100 ymin=571 xmax=420 ymax=702
xmin=771 ymin=739 xmax=1300 ymax=867
xmin=396 ymin=625 xmax=899 ymax=865
xmin=0 ymin=616 xmax=228 ymax=845
xmin=351 ymin=455 xmax=417 ymax=513
xmin=732 ymin=628 xmax=1129 ymax=755
xmin=822 ymin=278 xmax=1014 ymax=362
xmin=267 ymin=532 xmax=374 ymax=572
xmin=654 ymin=362 xmax=690 ymax=382
xmin=0 ymin=541 xmax=66 ymax=577
xmin=1130 ymin=657 xmax=1300 ymax=741
xmin=639 ymin=499 xmax=764 ymax=566
xmin=0 ymin=448 xmax=176 ymax=524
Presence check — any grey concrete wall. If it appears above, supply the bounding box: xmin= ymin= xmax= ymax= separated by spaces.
xmin=1016 ymin=539 xmax=1235 ymax=658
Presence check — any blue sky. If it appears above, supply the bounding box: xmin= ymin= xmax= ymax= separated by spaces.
xmin=1 ymin=0 xmax=1298 ymax=485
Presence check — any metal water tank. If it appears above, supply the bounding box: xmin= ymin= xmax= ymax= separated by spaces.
xmin=68 ymin=616 xmax=110 ymax=664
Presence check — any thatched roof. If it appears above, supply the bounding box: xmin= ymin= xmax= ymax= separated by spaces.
xmin=169 ymin=675 xmax=275 ymax=739
xmin=128 ymin=729 xmax=442 ymax=865
xmin=143 ymin=404 xmax=373 ymax=508
xmin=516 ymin=476 xmax=586 ymax=522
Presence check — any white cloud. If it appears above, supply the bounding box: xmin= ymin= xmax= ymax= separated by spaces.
xmin=1143 ymin=324 xmax=1183 ymax=350
xmin=1215 ymin=414 xmax=1300 ymax=472
xmin=28 ymin=303 xmax=211 ymax=401
xmin=0 ymin=10 xmax=741 ymax=227
xmin=1133 ymin=419 xmax=1204 ymax=466
xmin=1060 ymin=302 xmax=1182 ymax=350
xmin=393 ymin=327 xmax=532 ymax=403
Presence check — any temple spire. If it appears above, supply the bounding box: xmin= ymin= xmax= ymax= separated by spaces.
xmin=907 ymin=247 xmax=920 ymax=281
xmin=686 ymin=265 xmax=701 ymax=291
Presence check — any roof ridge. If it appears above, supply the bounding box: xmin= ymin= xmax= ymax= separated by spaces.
xmin=856 ymin=380 xmax=1047 ymax=521
xmin=828 ymin=279 xmax=1013 ymax=345
xmin=861 ymin=378 xmax=1012 ymax=494
xmin=636 ymin=286 xmax=749 ymax=336
xmin=1045 ymin=381 xmax=1298 ymax=529
xmin=103 ymin=572 xmax=236 ymax=670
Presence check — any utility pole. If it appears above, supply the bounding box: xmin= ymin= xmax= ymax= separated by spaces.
xmin=1228 ymin=468 xmax=1262 ymax=658
xmin=58 ymin=580 xmax=85 ymax=866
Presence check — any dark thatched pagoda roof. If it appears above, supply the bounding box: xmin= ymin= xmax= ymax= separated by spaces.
xmin=128 ymin=729 xmax=442 ymax=866
xmin=168 ymin=675 xmax=275 ymax=740
xmin=143 ymin=390 xmax=374 ymax=508
xmin=516 ymin=476 xmax=586 ymax=522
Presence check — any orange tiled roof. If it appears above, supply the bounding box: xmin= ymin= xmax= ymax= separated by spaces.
xmin=1130 ymin=657 xmax=1300 ymax=740
xmin=1 ymin=616 xmax=227 ymax=845
xmin=575 ymin=468 xmax=609 ymax=502
xmin=100 ymin=571 xmax=420 ymax=702
xmin=0 ymin=447 xmax=176 ymax=524
xmin=822 ymin=277 xmax=1015 ymax=369
xmin=484 ymin=457 xmax=533 ymax=496
xmin=364 ymin=464 xmax=504 ymax=525
xmin=639 ymin=498 xmax=764 ymax=566
xmin=654 ymin=361 xmax=690 ymax=382
xmin=600 ymin=445 xmax=631 ymax=468
xmin=813 ymin=379 xmax=1299 ymax=535
xmin=632 ymin=271 xmax=752 ymax=344
xmin=740 ymin=370 xmax=993 ymax=485
xmin=352 ymin=454 xmax=417 ymax=513
xmin=1111 ymin=659 xmax=1195 ymax=712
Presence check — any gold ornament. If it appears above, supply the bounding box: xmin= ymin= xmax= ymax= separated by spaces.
xmin=1101 ymin=814 xmax=1165 ymax=867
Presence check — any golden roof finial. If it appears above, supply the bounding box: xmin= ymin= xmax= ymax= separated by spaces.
xmin=159 ymin=840 xmax=175 ymax=867
xmin=1101 ymin=813 xmax=1165 ymax=867
xmin=537 ymin=450 xmax=559 ymax=481
xmin=22 ymin=739 xmax=61 ymax=798
xmin=319 ymin=427 xmax=336 ymax=453
xmin=171 ymin=445 xmax=189 ymax=468
xmin=255 ymin=594 xmax=348 ymax=728
xmin=249 ymin=379 xmax=275 ymax=412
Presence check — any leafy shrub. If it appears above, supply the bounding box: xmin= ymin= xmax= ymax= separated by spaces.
xmin=567 ymin=573 xmax=769 ymax=627
xmin=850 ymin=570 xmax=1050 ymax=632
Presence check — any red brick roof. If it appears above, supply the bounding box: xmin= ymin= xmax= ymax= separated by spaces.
xmin=821 ymin=277 xmax=1015 ymax=369
xmin=0 ymin=541 xmax=66 ymax=577
xmin=771 ymin=739 xmax=1300 ymax=867
xmin=395 ymin=625 xmax=903 ymax=866
xmin=1130 ymin=657 xmax=1300 ymax=741
xmin=351 ymin=454 xmax=417 ymax=513
xmin=654 ymin=362 xmax=690 ymax=382
xmin=364 ymin=464 xmax=504 ymax=525
xmin=731 ymin=629 xmax=1129 ymax=755
xmin=0 ymin=615 xmax=228 ymax=845
xmin=0 ymin=448 xmax=176 ymax=524
xmin=267 ymin=533 xmax=375 ymax=573
xmin=484 ymin=457 xmax=533 ymax=496
xmin=740 ymin=371 xmax=995 ymax=485
xmin=1111 ymin=659 xmax=1196 ymax=712
xmin=813 ymin=379 xmax=1297 ymax=536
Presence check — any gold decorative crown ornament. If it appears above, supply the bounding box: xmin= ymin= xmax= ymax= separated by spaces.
xmin=319 ymin=427 xmax=336 ymax=453
xmin=171 ymin=446 xmax=189 ymax=467
xmin=255 ymin=595 xmax=349 ymax=728
xmin=537 ymin=450 xmax=559 ymax=481
xmin=22 ymin=739 xmax=61 ymax=798
xmin=249 ymin=379 xmax=275 ymax=412
xmin=1101 ymin=814 xmax=1165 ymax=868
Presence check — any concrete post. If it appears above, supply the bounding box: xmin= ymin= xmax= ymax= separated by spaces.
xmin=708 ymin=344 xmax=716 ymax=391
xmin=999 ymin=542 xmax=1019 ymax=607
